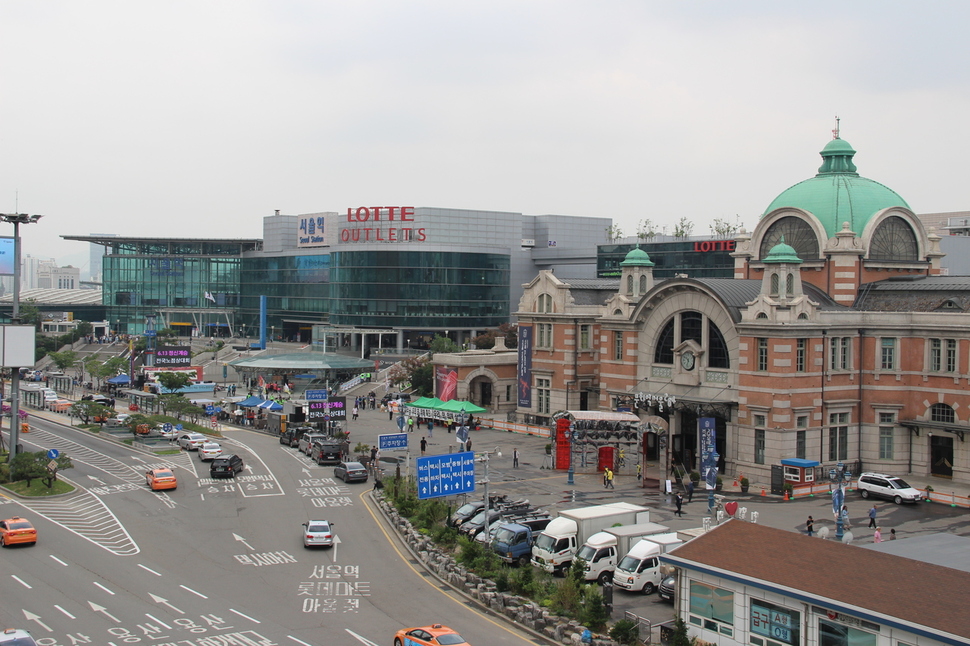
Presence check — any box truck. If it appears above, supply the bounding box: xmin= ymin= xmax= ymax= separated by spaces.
xmin=577 ymin=521 xmax=670 ymax=583
xmin=612 ymin=533 xmax=683 ymax=593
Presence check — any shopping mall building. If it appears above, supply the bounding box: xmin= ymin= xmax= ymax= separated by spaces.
xmin=506 ymin=134 xmax=970 ymax=487
xmin=64 ymin=208 xmax=611 ymax=351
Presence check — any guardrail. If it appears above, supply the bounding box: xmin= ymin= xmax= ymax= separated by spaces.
xmin=478 ymin=417 xmax=551 ymax=438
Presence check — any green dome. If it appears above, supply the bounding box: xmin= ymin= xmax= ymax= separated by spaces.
xmin=763 ymin=237 xmax=801 ymax=264
xmin=620 ymin=245 xmax=654 ymax=267
xmin=762 ymin=137 xmax=910 ymax=238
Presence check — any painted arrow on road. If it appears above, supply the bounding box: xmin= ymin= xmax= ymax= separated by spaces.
xmin=86 ymin=475 xmax=106 ymax=485
xmin=233 ymin=533 xmax=253 ymax=550
xmin=88 ymin=601 xmax=120 ymax=623
xmin=22 ymin=610 xmax=52 ymax=633
xmin=149 ymin=593 xmax=185 ymax=614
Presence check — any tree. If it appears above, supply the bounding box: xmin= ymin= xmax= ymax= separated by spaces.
xmin=17 ymin=299 xmax=41 ymax=327
xmin=671 ymin=616 xmax=697 ymax=646
xmin=637 ymin=218 xmax=657 ymax=241
xmin=605 ymin=224 xmax=624 ymax=243
xmin=410 ymin=362 xmax=434 ymax=396
xmin=47 ymin=349 xmax=79 ymax=374
xmin=470 ymin=323 xmax=518 ymax=350
xmin=70 ymin=401 xmax=114 ymax=425
xmin=710 ymin=215 xmax=741 ymax=238
xmin=429 ymin=335 xmax=460 ymax=354
xmin=10 ymin=451 xmax=73 ymax=488
xmin=86 ymin=356 xmax=128 ymax=390
xmin=155 ymin=371 xmax=193 ymax=394
xmin=673 ymin=216 xmax=695 ymax=238
xmin=159 ymin=394 xmax=202 ymax=421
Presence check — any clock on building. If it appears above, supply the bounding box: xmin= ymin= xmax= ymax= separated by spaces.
xmin=681 ymin=350 xmax=695 ymax=370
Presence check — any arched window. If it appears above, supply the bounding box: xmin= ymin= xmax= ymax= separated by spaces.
xmin=757 ymin=312 xmax=769 ymax=319
xmin=870 ymin=216 xmax=918 ymax=261
xmin=786 ymin=273 xmax=794 ymax=296
xmin=627 ymin=275 xmax=634 ymax=295
xmin=770 ymin=274 xmax=779 ymax=296
xmin=760 ymin=216 xmax=820 ymax=260
xmin=639 ymin=275 xmax=647 ymax=294
xmin=655 ymin=319 xmax=675 ymax=364
xmin=930 ymin=403 xmax=956 ymax=424
xmin=613 ymin=309 xmax=624 ymax=316
xmin=797 ymin=312 xmax=809 ymax=320
xmin=708 ymin=320 xmax=730 ymax=369
xmin=537 ymin=293 xmax=553 ymax=313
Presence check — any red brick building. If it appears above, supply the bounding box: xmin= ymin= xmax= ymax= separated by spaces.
xmin=515 ymin=134 xmax=968 ymax=487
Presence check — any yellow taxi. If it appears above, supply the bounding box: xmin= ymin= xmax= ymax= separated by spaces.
xmin=0 ymin=517 xmax=37 ymax=547
xmin=146 ymin=468 xmax=178 ymax=491
xmin=393 ymin=624 xmax=470 ymax=646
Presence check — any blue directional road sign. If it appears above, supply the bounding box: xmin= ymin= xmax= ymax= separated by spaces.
xmin=47 ymin=449 xmax=59 ymax=459
xmin=379 ymin=433 xmax=409 ymax=452
xmin=305 ymin=389 xmax=328 ymax=401
xmin=417 ymin=451 xmax=476 ymax=500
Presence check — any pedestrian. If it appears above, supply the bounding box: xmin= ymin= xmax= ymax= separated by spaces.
xmin=686 ymin=479 xmax=694 ymax=503
xmin=806 ymin=515 xmax=814 ymax=537
xmin=873 ymin=526 xmax=882 ymax=543
xmin=388 ymin=407 xmax=394 ymax=421
xmin=407 ymin=417 xmax=414 ymax=433
xmin=603 ymin=468 xmax=609 ymax=488
xmin=512 ymin=448 xmax=519 ymax=468
xmin=675 ymin=492 xmax=684 ymax=517
xmin=420 ymin=437 xmax=427 ymax=456
xmin=370 ymin=446 xmax=378 ymax=463
xmin=605 ymin=467 xmax=615 ymax=489
xmin=466 ymin=438 xmax=472 ymax=452
xmin=889 ymin=528 xmax=897 ymax=540
xmin=636 ymin=462 xmax=642 ymax=480
xmin=867 ymin=505 xmax=877 ymax=529
xmin=841 ymin=504 xmax=851 ymax=529
xmin=427 ymin=419 xmax=433 ymax=432
xmin=352 ymin=406 xmax=359 ymax=421
xmin=447 ymin=419 xmax=453 ymax=433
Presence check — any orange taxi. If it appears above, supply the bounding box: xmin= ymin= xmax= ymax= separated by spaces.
xmin=0 ymin=516 xmax=37 ymax=547
xmin=393 ymin=624 xmax=470 ymax=646
xmin=146 ymin=468 xmax=178 ymax=491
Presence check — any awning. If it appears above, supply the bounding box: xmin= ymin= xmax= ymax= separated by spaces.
xmin=565 ymin=410 xmax=640 ymax=422
xmin=438 ymin=400 xmax=486 ymax=414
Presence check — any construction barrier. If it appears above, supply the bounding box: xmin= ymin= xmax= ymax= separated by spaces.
xmin=479 ymin=418 xmax=551 ymax=438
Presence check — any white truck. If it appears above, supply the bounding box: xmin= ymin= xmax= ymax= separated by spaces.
xmin=577 ymin=521 xmax=671 ymax=584
xmin=612 ymin=533 xmax=683 ymax=594
xmin=531 ymin=502 xmax=650 ymax=576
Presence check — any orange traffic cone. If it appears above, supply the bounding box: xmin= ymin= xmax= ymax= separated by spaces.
xmin=784 ymin=490 xmax=790 ymax=501
xmin=761 ymin=487 xmax=766 ymax=496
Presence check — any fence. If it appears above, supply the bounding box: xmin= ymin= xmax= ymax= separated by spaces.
xmin=478 ymin=417 xmax=551 ymax=438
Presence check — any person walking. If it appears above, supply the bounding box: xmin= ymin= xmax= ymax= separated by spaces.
xmin=512 ymin=448 xmax=519 ymax=468
xmin=686 ymin=479 xmax=694 ymax=503
xmin=806 ymin=515 xmax=814 ymax=537
xmin=605 ymin=467 xmax=615 ymax=489
xmin=889 ymin=528 xmax=897 ymax=540
xmin=675 ymin=492 xmax=684 ymax=517
xmin=636 ymin=462 xmax=642 ymax=480
xmin=873 ymin=526 xmax=883 ymax=543
xmin=352 ymin=405 xmax=359 ymax=421
xmin=420 ymin=436 xmax=427 ymax=456
xmin=407 ymin=417 xmax=414 ymax=433
xmin=867 ymin=505 xmax=877 ymax=529
xmin=841 ymin=504 xmax=851 ymax=529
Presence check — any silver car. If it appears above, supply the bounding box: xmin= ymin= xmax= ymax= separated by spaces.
xmin=177 ymin=433 xmax=207 ymax=450
xmin=302 ymin=520 xmax=335 ymax=548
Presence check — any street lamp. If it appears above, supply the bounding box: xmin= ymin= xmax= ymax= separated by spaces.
xmin=566 ymin=422 xmax=576 ymax=485
xmin=830 ymin=462 xmax=852 ymax=541
xmin=1 ymin=213 xmax=42 ymax=465
xmin=706 ymin=450 xmax=720 ymax=514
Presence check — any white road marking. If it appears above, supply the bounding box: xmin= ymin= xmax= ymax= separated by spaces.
xmin=180 ymin=584 xmax=208 ymax=598
xmin=22 ymin=610 xmax=51 ymax=632
xmin=230 ymin=608 xmax=260 ymax=623
xmin=12 ymin=575 xmax=31 ymax=588
xmin=149 ymin=593 xmax=184 ymax=614
xmin=288 ymin=636 xmax=316 ymax=645
xmin=54 ymin=605 xmax=75 ymax=619
xmin=345 ymin=629 xmax=382 ymax=646
xmin=138 ymin=563 xmax=162 ymax=576
xmin=88 ymin=601 xmax=121 ymax=623
xmin=145 ymin=613 xmax=172 ymax=629
xmin=93 ymin=581 xmax=115 ymax=595
xmin=49 ymin=555 xmax=69 ymax=566
xmin=233 ymin=533 xmax=254 ymax=549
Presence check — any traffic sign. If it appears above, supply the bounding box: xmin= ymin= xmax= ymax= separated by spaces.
xmin=47 ymin=449 xmax=59 ymax=459
xmin=416 ymin=451 xmax=476 ymax=500
xmin=378 ymin=433 xmax=409 ymax=452
xmin=305 ymin=389 xmax=329 ymax=401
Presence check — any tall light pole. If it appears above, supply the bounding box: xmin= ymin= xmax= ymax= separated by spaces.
xmin=1 ymin=213 xmax=42 ymax=465
xmin=830 ymin=462 xmax=852 ymax=541
xmin=566 ymin=422 xmax=576 ymax=485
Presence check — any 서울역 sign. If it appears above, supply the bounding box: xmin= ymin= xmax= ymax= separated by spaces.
xmin=416 ymin=451 xmax=475 ymax=500
xmin=378 ymin=433 xmax=408 ymax=452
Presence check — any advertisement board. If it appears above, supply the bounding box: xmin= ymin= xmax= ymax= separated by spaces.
xmin=155 ymin=346 xmax=192 ymax=368
xmin=307 ymin=397 xmax=346 ymax=421
xmin=517 ymin=326 xmax=533 ymax=407
xmin=0 ymin=237 xmax=14 ymax=276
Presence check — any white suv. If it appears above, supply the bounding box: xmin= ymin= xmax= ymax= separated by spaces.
xmin=0 ymin=628 xmax=38 ymax=645
xmin=857 ymin=472 xmax=923 ymax=504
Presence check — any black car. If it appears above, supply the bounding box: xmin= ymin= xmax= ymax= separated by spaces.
xmin=312 ymin=441 xmax=343 ymax=465
xmin=210 ymin=454 xmax=244 ymax=478
xmin=449 ymin=501 xmax=485 ymax=528
xmin=334 ymin=461 xmax=368 ymax=483
xmin=658 ymin=574 xmax=676 ymax=602
xmin=280 ymin=426 xmax=311 ymax=447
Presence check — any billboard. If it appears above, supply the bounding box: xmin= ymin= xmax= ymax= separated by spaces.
xmin=0 ymin=237 xmax=13 ymax=276
xmin=436 ymin=366 xmax=457 ymax=402
xmin=155 ymin=346 xmax=192 ymax=368
xmin=307 ymin=397 xmax=347 ymax=421
xmin=517 ymin=326 xmax=532 ymax=407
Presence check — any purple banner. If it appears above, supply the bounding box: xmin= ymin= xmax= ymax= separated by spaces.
xmin=517 ymin=326 xmax=532 ymax=408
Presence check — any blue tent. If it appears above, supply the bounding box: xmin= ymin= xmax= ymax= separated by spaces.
xmin=257 ymin=400 xmax=283 ymax=411
xmin=238 ymin=395 xmax=265 ymax=407
xmin=107 ymin=375 xmax=131 ymax=385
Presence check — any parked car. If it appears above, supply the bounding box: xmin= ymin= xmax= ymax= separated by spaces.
xmin=210 ymin=454 xmax=244 ymax=478
xmin=199 ymin=442 xmax=223 ymax=461
xmin=312 ymin=441 xmax=344 ymax=465
xmin=0 ymin=628 xmax=38 ymax=645
xmin=857 ymin=472 xmax=923 ymax=504
xmin=177 ymin=433 xmax=207 ymax=450
xmin=334 ymin=461 xmax=368 ymax=483
xmin=146 ymin=469 xmax=177 ymax=491
xmin=302 ymin=520 xmax=334 ymax=548
xmin=449 ymin=501 xmax=485 ymax=528
xmin=299 ymin=433 xmax=328 ymax=455
xmin=658 ymin=574 xmax=676 ymax=602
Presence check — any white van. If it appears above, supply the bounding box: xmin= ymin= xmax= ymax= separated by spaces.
xmin=42 ymin=389 xmax=58 ymax=402
xmin=613 ymin=534 xmax=683 ymax=594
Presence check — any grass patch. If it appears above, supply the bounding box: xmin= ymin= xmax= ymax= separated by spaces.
xmin=1 ymin=479 xmax=75 ymax=496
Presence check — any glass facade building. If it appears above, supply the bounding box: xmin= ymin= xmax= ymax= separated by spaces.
xmin=598 ymin=238 xmax=736 ymax=279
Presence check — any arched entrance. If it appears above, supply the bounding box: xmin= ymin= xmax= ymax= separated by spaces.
xmin=468 ymin=375 xmax=493 ymax=407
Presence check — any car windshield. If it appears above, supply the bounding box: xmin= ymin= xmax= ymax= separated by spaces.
xmin=435 ymin=635 xmax=466 ymax=645
xmin=494 ymin=528 xmax=516 ymax=543
xmin=534 ymin=533 xmax=557 ymax=551
xmin=455 ymin=503 xmax=478 ymax=515
xmin=346 ymin=462 xmax=365 ymax=470
xmin=467 ymin=511 xmax=486 ymax=526
xmin=8 ymin=521 xmax=33 ymax=530
xmin=617 ymin=555 xmax=639 ymax=571
xmin=888 ymin=477 xmax=912 ymax=489
xmin=576 ymin=545 xmax=597 ymax=561
xmin=307 ymin=524 xmax=329 ymax=533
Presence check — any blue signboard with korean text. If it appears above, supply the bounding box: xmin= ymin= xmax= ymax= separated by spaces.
xmin=305 ymin=389 xmax=328 ymax=401
xmin=416 ymin=451 xmax=476 ymax=500
xmin=379 ymin=433 xmax=409 ymax=452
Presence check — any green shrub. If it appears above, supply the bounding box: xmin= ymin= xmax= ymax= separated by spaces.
xmin=609 ymin=619 xmax=640 ymax=645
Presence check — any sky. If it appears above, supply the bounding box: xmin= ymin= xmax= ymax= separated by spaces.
xmin=2 ymin=1 xmax=970 ymax=274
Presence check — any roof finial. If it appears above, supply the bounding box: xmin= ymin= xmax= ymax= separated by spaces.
xmin=832 ymin=115 xmax=841 ymax=140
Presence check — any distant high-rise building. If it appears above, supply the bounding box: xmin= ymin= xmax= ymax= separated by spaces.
xmin=88 ymin=233 xmax=117 ymax=282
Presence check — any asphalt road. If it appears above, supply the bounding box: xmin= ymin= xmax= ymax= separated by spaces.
xmin=0 ymin=416 xmax=545 ymax=646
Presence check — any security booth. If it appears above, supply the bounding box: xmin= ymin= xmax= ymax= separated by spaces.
xmin=781 ymin=458 xmax=819 ymax=485
xmin=122 ymin=389 xmax=160 ymax=414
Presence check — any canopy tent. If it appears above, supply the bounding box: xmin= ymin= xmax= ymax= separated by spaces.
xmin=257 ymin=400 xmax=283 ymax=411
xmin=410 ymin=396 xmax=444 ymax=409
xmin=438 ymin=399 xmax=486 ymax=414
xmin=107 ymin=374 xmax=131 ymax=385
xmin=237 ymin=395 xmax=266 ymax=407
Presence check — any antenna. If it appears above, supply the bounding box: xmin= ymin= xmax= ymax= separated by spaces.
xmin=832 ymin=115 xmax=841 ymax=139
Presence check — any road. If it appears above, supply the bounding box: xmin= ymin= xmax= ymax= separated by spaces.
xmin=0 ymin=416 xmax=544 ymax=646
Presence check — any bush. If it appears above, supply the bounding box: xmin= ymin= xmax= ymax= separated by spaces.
xmin=578 ymin=585 xmax=609 ymax=631
xmin=610 ymin=619 xmax=640 ymax=645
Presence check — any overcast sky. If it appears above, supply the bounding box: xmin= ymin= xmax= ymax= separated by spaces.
xmin=2 ymin=2 xmax=969 ymax=272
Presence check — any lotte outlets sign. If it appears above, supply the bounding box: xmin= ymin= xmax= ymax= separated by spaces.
xmin=297 ymin=207 xmax=426 ymax=248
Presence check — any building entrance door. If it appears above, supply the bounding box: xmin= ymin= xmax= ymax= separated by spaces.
xmin=478 ymin=380 xmax=492 ymax=406
xmin=930 ymin=435 xmax=954 ymax=478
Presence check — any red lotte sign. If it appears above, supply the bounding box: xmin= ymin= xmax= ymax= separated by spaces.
xmin=693 ymin=240 xmax=735 ymax=252
xmin=341 ymin=206 xmax=426 ymax=243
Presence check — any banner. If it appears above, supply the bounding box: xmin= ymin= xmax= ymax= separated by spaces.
xmin=155 ymin=346 xmax=192 ymax=368
xmin=436 ymin=366 xmax=457 ymax=402
xmin=517 ymin=326 xmax=533 ymax=407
